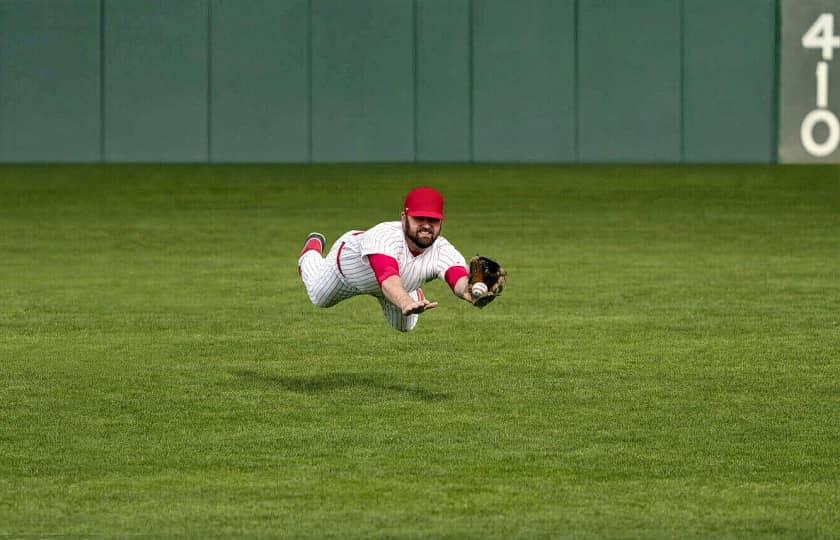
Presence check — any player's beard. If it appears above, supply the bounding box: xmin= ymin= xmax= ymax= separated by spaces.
xmin=404 ymin=218 xmax=439 ymax=249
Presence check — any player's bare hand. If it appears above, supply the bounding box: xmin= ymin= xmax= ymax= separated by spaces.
xmin=401 ymin=299 xmax=438 ymax=316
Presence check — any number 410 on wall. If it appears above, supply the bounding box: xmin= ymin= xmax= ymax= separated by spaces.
xmin=801 ymin=13 xmax=840 ymax=157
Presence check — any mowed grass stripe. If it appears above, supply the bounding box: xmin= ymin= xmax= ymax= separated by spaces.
xmin=0 ymin=164 xmax=837 ymax=538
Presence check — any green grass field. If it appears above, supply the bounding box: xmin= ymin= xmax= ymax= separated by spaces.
xmin=0 ymin=164 xmax=838 ymax=538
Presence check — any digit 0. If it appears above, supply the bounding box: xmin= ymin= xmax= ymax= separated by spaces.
xmin=800 ymin=109 xmax=840 ymax=157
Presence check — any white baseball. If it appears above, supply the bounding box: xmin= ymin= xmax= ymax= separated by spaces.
xmin=471 ymin=282 xmax=488 ymax=297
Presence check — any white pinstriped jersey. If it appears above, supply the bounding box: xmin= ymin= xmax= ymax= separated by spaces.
xmin=337 ymin=221 xmax=467 ymax=296
xmin=298 ymin=222 xmax=468 ymax=331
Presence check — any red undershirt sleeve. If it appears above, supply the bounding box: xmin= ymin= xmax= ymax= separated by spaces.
xmin=444 ymin=265 xmax=469 ymax=292
xmin=367 ymin=253 xmax=401 ymax=286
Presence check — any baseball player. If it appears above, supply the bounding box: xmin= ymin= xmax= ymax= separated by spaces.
xmin=297 ymin=186 xmax=476 ymax=332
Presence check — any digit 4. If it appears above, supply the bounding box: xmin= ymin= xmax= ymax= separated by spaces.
xmin=803 ymin=13 xmax=840 ymax=60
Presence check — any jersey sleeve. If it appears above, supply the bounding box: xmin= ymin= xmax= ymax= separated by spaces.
xmin=434 ymin=240 xmax=468 ymax=283
xmin=367 ymin=253 xmax=401 ymax=285
xmin=444 ymin=265 xmax=469 ymax=290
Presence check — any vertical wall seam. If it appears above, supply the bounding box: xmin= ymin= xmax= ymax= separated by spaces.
xmin=680 ymin=0 xmax=685 ymax=163
xmin=307 ymin=0 xmax=313 ymax=163
xmin=100 ymin=0 xmax=106 ymax=162
xmin=0 ymin=6 xmax=3 ymax=160
xmin=468 ymin=0 xmax=474 ymax=163
xmin=0 ymin=6 xmax=2 ymax=160
xmin=573 ymin=0 xmax=579 ymax=163
xmin=0 ymin=5 xmax=3 ymax=160
xmin=413 ymin=0 xmax=418 ymax=163
xmin=772 ymin=0 xmax=781 ymax=163
xmin=207 ymin=0 xmax=212 ymax=162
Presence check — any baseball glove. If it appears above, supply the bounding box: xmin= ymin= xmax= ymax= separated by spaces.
xmin=468 ymin=255 xmax=507 ymax=308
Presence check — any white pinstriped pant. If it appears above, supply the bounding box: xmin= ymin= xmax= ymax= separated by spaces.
xmin=298 ymin=233 xmax=423 ymax=332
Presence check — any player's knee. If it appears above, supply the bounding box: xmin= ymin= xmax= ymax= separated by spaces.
xmin=307 ymin=289 xmax=332 ymax=308
xmin=391 ymin=317 xmax=418 ymax=332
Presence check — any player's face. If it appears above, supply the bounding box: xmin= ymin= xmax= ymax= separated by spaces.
xmin=402 ymin=214 xmax=442 ymax=249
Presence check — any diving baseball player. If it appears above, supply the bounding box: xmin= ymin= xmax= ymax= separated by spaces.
xmin=297 ymin=186 xmax=477 ymax=332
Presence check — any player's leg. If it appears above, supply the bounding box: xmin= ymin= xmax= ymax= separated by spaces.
xmin=298 ymin=232 xmax=355 ymax=308
xmin=377 ymin=288 xmax=425 ymax=332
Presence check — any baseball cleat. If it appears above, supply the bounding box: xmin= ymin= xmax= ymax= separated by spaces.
xmin=299 ymin=232 xmax=326 ymax=257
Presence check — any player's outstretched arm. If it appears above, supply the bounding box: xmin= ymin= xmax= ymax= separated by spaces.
xmin=380 ymin=275 xmax=438 ymax=316
xmin=452 ymin=275 xmax=475 ymax=304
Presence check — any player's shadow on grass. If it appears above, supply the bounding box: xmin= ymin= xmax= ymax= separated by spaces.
xmin=233 ymin=369 xmax=451 ymax=402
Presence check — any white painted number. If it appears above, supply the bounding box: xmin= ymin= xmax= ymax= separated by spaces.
xmin=816 ymin=61 xmax=829 ymax=108
xmin=802 ymin=13 xmax=840 ymax=60
xmin=801 ymin=109 xmax=840 ymax=157
xmin=801 ymin=14 xmax=839 ymax=157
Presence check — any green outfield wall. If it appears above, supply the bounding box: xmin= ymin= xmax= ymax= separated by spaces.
xmin=0 ymin=0 xmax=788 ymax=163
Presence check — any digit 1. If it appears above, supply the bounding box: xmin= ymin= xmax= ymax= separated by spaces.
xmin=817 ymin=61 xmax=829 ymax=108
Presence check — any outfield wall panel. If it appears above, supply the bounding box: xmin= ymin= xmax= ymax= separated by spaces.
xmin=778 ymin=0 xmax=840 ymax=163
xmin=104 ymin=0 xmax=208 ymax=162
xmin=683 ymin=0 xmax=776 ymax=163
xmin=416 ymin=0 xmax=471 ymax=162
xmin=578 ymin=0 xmax=682 ymax=162
xmin=0 ymin=0 xmax=786 ymax=164
xmin=472 ymin=0 xmax=576 ymax=162
xmin=0 ymin=0 xmax=101 ymax=162
xmin=310 ymin=0 xmax=414 ymax=162
xmin=210 ymin=0 xmax=308 ymax=162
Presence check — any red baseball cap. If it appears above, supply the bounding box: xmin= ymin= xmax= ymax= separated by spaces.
xmin=403 ymin=186 xmax=445 ymax=220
